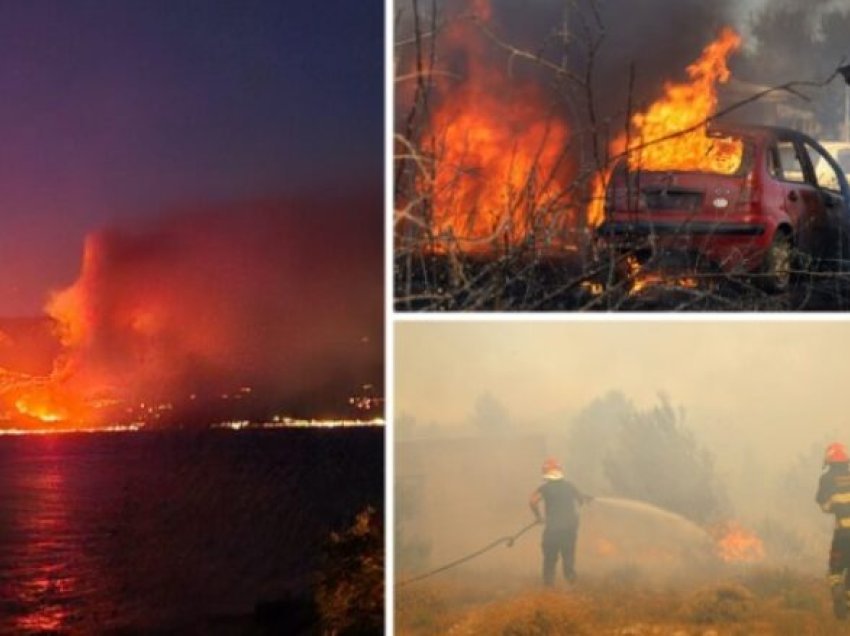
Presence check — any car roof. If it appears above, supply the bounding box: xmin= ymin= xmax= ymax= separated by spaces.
xmin=708 ymin=122 xmax=816 ymax=143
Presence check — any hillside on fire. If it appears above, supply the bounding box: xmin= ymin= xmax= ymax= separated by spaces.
xmin=395 ymin=322 xmax=850 ymax=632
xmin=394 ymin=0 xmax=850 ymax=310
xmin=0 ymin=193 xmax=384 ymax=431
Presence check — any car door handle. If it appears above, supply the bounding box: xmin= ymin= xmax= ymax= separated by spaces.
xmin=788 ymin=190 xmax=799 ymax=202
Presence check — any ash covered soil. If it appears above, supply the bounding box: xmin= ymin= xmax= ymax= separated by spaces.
xmin=396 ymin=570 xmax=848 ymax=635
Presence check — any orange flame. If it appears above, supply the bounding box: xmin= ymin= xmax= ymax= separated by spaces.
xmin=715 ymin=521 xmax=765 ymax=563
xmin=623 ymin=27 xmax=743 ymax=173
xmin=15 ymin=399 xmax=66 ymax=423
xmin=588 ymin=27 xmax=743 ymax=226
xmin=13 ymin=385 xmax=87 ymax=424
xmin=625 ymin=256 xmax=699 ymax=295
xmin=593 ymin=537 xmax=619 ymax=557
xmin=1 ymin=238 xmax=107 ymax=427
xmin=421 ymin=0 xmax=571 ymax=249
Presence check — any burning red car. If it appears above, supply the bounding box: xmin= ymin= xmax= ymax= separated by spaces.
xmin=596 ymin=124 xmax=850 ymax=292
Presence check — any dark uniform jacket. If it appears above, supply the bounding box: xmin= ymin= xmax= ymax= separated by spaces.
xmin=530 ymin=479 xmax=589 ymax=530
xmin=817 ymin=463 xmax=850 ymax=531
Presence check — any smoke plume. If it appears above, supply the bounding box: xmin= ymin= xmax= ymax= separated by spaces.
xmin=37 ymin=191 xmax=383 ymax=424
xmin=399 ymin=0 xmax=849 ymax=158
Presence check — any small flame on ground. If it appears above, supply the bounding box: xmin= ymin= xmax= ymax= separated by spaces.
xmin=625 ymin=256 xmax=699 ymax=295
xmin=593 ymin=537 xmax=619 ymax=557
xmin=715 ymin=521 xmax=765 ymax=563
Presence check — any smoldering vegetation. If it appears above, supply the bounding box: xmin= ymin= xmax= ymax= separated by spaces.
xmin=21 ymin=191 xmax=383 ymax=424
xmin=396 ymin=390 xmax=840 ymax=632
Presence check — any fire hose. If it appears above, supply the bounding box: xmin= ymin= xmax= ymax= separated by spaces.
xmin=396 ymin=519 xmax=541 ymax=587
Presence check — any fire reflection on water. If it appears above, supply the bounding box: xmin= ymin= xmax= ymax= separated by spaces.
xmin=5 ymin=446 xmax=79 ymax=631
xmin=0 ymin=428 xmax=383 ymax=632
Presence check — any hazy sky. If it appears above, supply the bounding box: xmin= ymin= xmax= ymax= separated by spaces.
xmin=396 ymin=321 xmax=850 ymax=458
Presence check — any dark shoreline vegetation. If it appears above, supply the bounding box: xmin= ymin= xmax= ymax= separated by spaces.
xmin=0 ymin=428 xmax=383 ymax=635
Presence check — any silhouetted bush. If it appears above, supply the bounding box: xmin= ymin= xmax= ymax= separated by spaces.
xmin=315 ymin=506 xmax=383 ymax=635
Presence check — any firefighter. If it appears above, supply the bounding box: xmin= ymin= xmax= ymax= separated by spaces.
xmin=529 ymin=457 xmax=592 ymax=586
xmin=816 ymin=441 xmax=850 ymax=619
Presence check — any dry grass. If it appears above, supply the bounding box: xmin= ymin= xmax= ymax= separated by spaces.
xmin=685 ymin=583 xmax=755 ymax=624
xmin=396 ymin=569 xmax=850 ymax=635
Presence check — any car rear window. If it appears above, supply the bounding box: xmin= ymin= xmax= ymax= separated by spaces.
xmin=623 ymin=134 xmax=751 ymax=176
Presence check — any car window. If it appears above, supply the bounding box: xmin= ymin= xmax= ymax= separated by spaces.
xmin=775 ymin=141 xmax=807 ymax=183
xmin=836 ymin=149 xmax=850 ymax=175
xmin=766 ymin=146 xmax=782 ymax=179
xmin=623 ymin=133 xmax=749 ymax=175
xmin=805 ymin=143 xmax=842 ymax=193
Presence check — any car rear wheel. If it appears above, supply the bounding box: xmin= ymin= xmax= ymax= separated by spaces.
xmin=760 ymin=232 xmax=792 ymax=293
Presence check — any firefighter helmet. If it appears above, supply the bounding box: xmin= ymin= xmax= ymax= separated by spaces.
xmin=542 ymin=457 xmax=564 ymax=480
xmin=825 ymin=442 xmax=849 ymax=464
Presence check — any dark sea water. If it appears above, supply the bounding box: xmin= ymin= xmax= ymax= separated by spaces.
xmin=0 ymin=428 xmax=383 ymax=634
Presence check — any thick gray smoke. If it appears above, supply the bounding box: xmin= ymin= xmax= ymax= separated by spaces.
xmin=733 ymin=2 xmax=850 ymax=136
xmin=399 ymin=0 xmax=736 ymax=123
xmin=399 ymin=0 xmax=850 ymax=145
xmin=396 ymin=389 xmax=829 ymax=586
xmin=514 ymin=0 xmax=737 ymax=118
xmin=493 ymin=0 xmax=849 ymax=133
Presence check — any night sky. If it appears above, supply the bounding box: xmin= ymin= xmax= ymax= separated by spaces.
xmin=0 ymin=0 xmax=383 ymax=316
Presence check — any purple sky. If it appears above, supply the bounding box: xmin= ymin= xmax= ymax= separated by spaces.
xmin=0 ymin=0 xmax=382 ymax=316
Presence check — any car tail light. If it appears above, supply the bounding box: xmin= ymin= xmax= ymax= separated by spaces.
xmin=736 ymin=171 xmax=761 ymax=215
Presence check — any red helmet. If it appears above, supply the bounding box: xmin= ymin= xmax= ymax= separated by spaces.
xmin=541 ymin=457 xmax=564 ymax=480
xmin=825 ymin=442 xmax=849 ymax=464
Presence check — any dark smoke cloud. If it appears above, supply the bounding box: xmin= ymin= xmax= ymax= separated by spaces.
xmin=499 ymin=0 xmax=850 ymax=135
xmin=52 ymin=191 xmax=383 ymax=422
xmin=398 ymin=0 xmax=739 ymax=165
xmin=502 ymin=0 xmax=734 ymax=105
xmin=733 ymin=3 xmax=850 ymax=135
xmin=469 ymin=1 xmax=738 ymax=122
xmin=406 ymin=0 xmax=849 ymax=142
